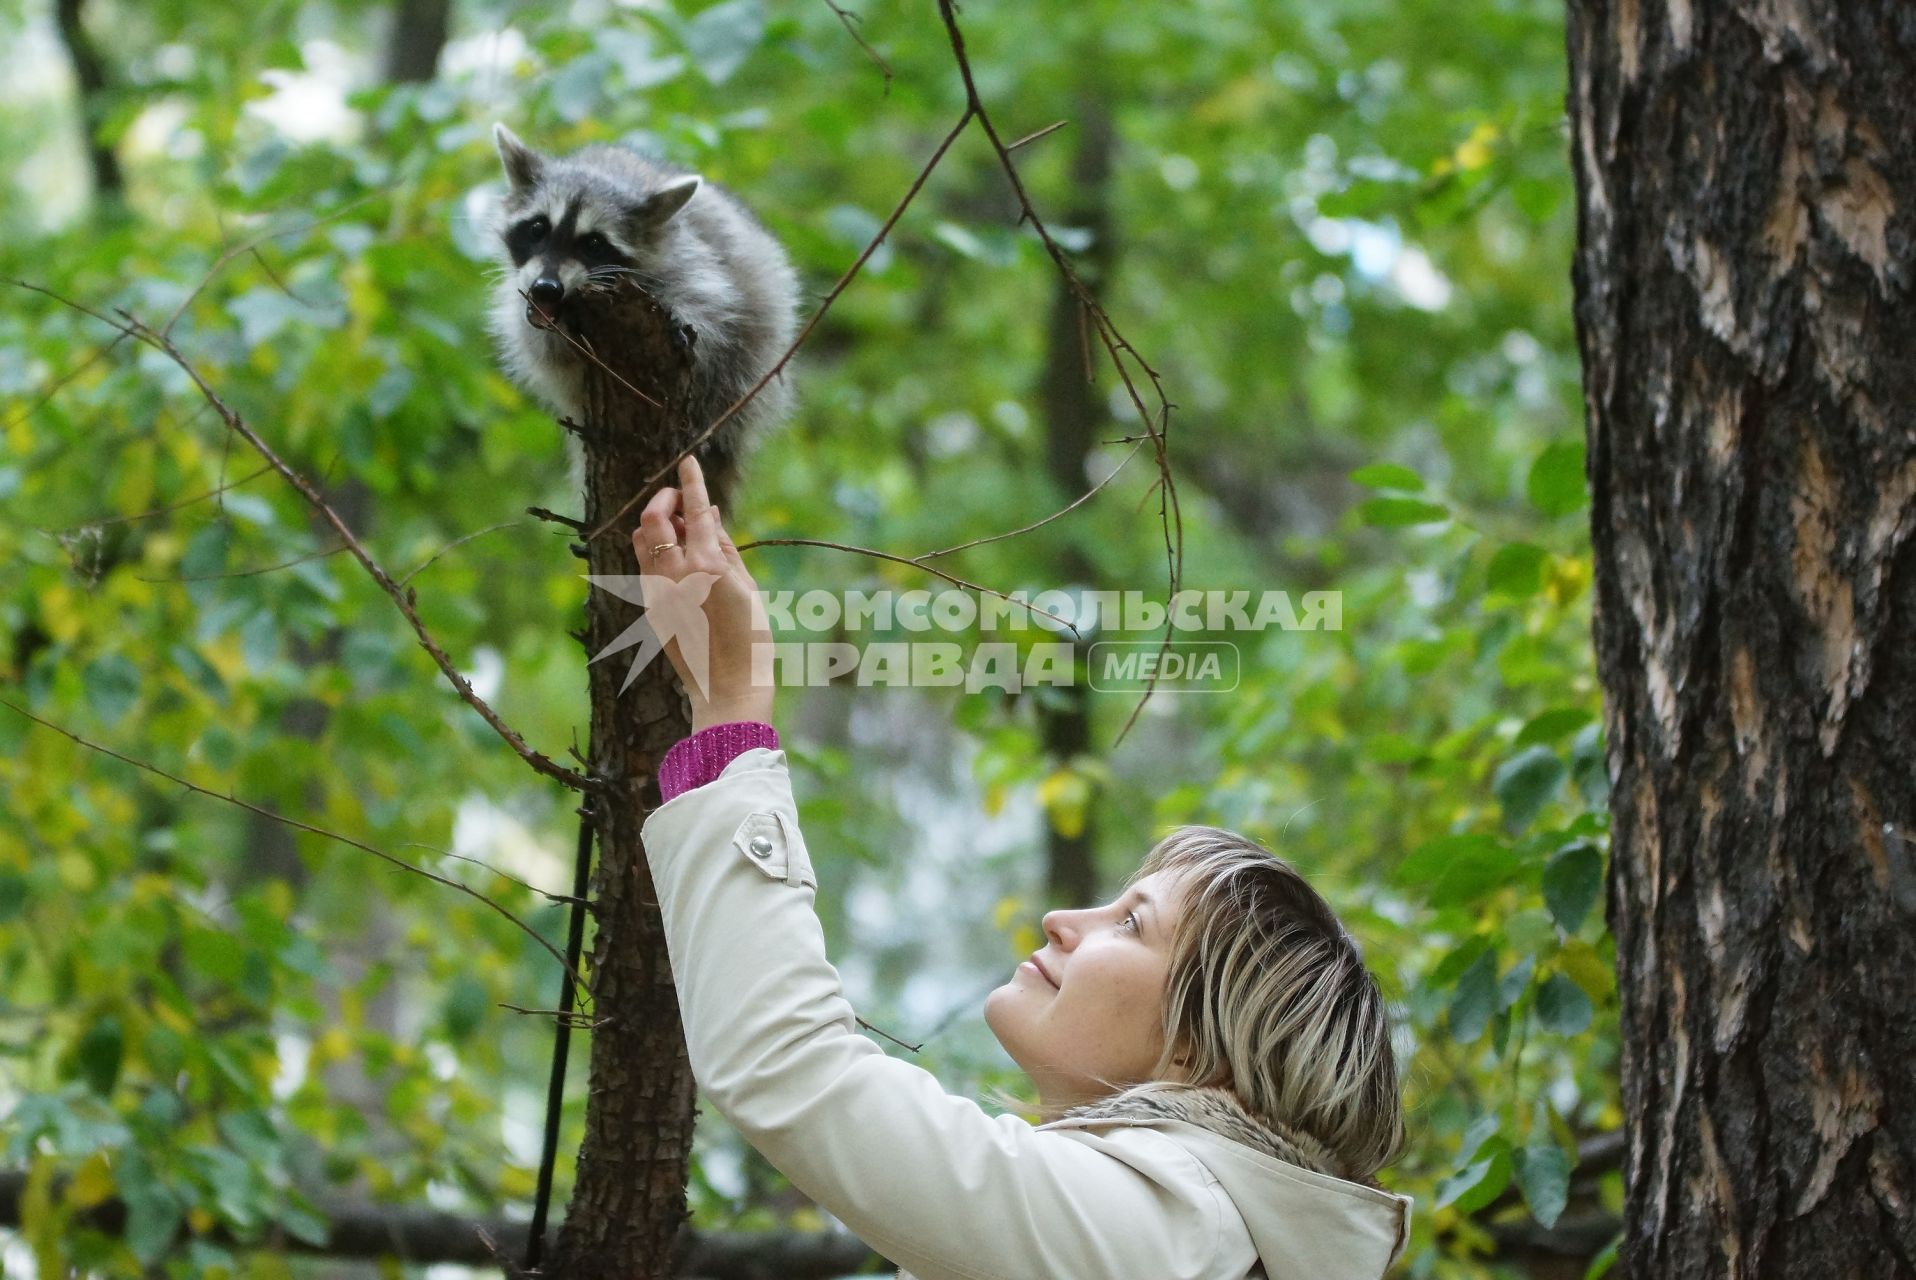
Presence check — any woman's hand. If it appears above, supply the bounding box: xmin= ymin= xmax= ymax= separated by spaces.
xmin=634 ymin=455 xmax=775 ymax=733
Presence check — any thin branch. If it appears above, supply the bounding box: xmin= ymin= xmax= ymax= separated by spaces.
xmin=821 ymin=0 xmax=893 ymax=91
xmin=733 ymin=535 xmax=1081 ymax=638
xmin=40 ymin=463 xmax=275 ymax=534
xmin=397 ymin=519 xmax=533 ymax=587
xmin=585 ymin=108 xmax=977 ymax=542
xmin=1007 ymin=119 xmax=1069 ymax=152
xmin=853 ymin=1015 xmax=922 ymax=1054
xmin=6 ymin=279 xmax=595 ymax=795
xmin=137 ymin=541 xmax=350 ymax=584
xmin=163 ymin=195 xmax=378 ymax=337
xmin=399 ymin=839 xmax=591 ymax=911
xmin=0 ymin=697 xmax=592 ymax=997
xmin=935 ymin=0 xmax=1185 ymax=748
xmin=1 ymin=331 xmax=131 ymax=435
xmin=908 ymin=437 xmax=1147 ymax=562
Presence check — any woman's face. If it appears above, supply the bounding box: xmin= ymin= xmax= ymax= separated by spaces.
xmin=984 ymin=867 xmax=1191 ymax=1113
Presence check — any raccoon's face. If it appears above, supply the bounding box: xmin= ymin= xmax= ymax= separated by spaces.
xmin=490 ymin=124 xmax=700 ymax=335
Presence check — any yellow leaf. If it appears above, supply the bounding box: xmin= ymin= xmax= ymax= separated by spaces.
xmin=66 ymin=1155 xmax=115 ymax=1209
xmin=1558 ymin=939 xmax=1613 ymax=1000
xmin=1011 ymin=923 xmax=1042 ymax=958
xmin=188 ymin=1207 xmax=216 ymax=1235
xmin=1546 ymin=555 xmax=1591 ymax=606
xmin=57 ymin=852 xmax=96 ymax=893
xmin=1037 ymin=768 xmax=1091 ymax=840
xmin=154 ymin=1000 xmax=195 ymax=1036
xmin=498 ymin=1166 xmax=537 ymax=1198
xmin=1454 ymin=121 xmax=1499 ymax=171
xmin=992 ymin=896 xmax=1022 ymax=932
xmin=41 ymin=583 xmax=83 ymax=644
xmin=314 ymin=1028 xmax=352 ymax=1064
xmin=1194 ymin=74 xmax=1275 ymax=126
xmin=982 ymin=782 xmax=1007 ymax=817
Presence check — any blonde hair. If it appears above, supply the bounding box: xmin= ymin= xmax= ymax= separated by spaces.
xmin=982 ymin=824 xmax=1405 ymax=1182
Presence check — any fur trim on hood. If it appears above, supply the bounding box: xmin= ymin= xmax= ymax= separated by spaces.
xmin=1050 ymin=1082 xmax=1353 ymax=1183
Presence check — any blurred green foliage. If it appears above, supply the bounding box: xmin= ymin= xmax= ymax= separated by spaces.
xmin=0 ymin=0 xmax=1617 ymax=1276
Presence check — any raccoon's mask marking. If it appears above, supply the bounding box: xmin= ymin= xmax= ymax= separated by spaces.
xmin=483 ymin=122 xmax=800 ymax=471
xmin=492 ymin=124 xmax=701 ymax=331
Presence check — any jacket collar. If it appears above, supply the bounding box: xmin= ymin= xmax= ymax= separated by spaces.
xmin=1044 ymin=1081 xmax=1356 ymax=1183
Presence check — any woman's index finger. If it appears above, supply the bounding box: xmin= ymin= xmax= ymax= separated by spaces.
xmin=677 ymin=453 xmax=710 ymax=510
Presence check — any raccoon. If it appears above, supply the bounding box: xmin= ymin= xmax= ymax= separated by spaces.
xmin=486 ymin=123 xmax=800 ymax=475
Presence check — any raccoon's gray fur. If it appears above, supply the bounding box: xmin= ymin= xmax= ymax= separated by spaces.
xmin=486 ymin=123 xmax=800 ymax=474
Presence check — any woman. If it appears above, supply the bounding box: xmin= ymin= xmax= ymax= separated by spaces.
xmin=634 ymin=455 xmax=1414 ymax=1279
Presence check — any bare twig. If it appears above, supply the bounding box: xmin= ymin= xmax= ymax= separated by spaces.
xmin=1 ymin=331 xmax=131 ymax=435
xmin=138 ymin=541 xmax=350 ymax=583
xmin=163 ymin=195 xmax=378 ymax=337
xmin=853 ymin=1015 xmax=922 ymax=1054
xmin=398 ymin=519 xmax=532 ymax=587
xmin=734 ymin=535 xmax=1082 ymax=637
xmin=585 ymin=109 xmax=977 ymax=542
xmin=907 ymin=437 xmax=1147 ymax=562
xmin=934 ymin=0 xmax=1184 ymax=747
xmin=0 ymin=696 xmax=592 ymax=996
xmin=821 ymin=0 xmax=893 ymax=90
xmin=40 ymin=463 xmax=275 ymax=534
xmin=1007 ymin=120 xmax=1069 ymax=152
xmin=7 ymin=279 xmax=595 ymax=794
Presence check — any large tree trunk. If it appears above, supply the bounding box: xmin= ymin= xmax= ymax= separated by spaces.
xmin=1566 ymin=3 xmax=1916 ymax=1276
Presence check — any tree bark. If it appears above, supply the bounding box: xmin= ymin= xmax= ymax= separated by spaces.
xmin=52 ymin=0 xmax=123 ymax=204
xmin=536 ymin=285 xmax=739 ymax=1280
xmin=1566 ymin=2 xmax=1916 ymax=1276
xmin=1033 ymin=101 xmax=1116 ymax=909
xmin=383 ymin=0 xmax=452 ymax=85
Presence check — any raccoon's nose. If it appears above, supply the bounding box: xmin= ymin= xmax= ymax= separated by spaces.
xmin=529 ymin=277 xmax=565 ymax=307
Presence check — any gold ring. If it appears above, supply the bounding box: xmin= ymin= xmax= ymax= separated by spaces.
xmin=650 ymin=542 xmax=678 ymax=557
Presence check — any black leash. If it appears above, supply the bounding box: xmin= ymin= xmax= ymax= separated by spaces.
xmin=525 ymin=800 xmax=597 ymax=1270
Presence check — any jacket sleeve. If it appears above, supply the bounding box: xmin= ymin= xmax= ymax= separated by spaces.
xmin=640 ymin=747 xmax=1228 ymax=1280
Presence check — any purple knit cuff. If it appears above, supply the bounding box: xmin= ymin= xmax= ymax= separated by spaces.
xmin=657 ymin=721 xmax=780 ymax=801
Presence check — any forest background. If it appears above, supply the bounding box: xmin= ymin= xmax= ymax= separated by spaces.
xmin=0 ymin=0 xmax=1615 ymax=1276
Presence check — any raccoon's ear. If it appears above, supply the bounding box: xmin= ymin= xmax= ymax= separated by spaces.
xmin=493 ymin=123 xmax=545 ymax=193
xmin=630 ymin=176 xmax=701 ymax=229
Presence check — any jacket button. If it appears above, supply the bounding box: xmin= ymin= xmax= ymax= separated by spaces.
xmin=749 ymin=835 xmax=774 ymax=858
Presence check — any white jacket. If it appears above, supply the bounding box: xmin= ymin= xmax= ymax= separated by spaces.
xmin=641 ymin=747 xmax=1414 ymax=1279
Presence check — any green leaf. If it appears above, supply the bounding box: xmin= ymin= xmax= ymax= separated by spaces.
xmin=1515 ymin=1141 xmax=1572 ymax=1226
xmin=1449 ymin=950 xmax=1498 ymax=1043
xmin=1428 ymin=935 xmax=1492 ymax=987
xmin=1397 ymin=834 xmax=1517 ymax=907
xmin=1515 ymin=707 xmax=1595 ymax=748
xmin=1536 ymin=972 xmax=1594 ymax=1035
xmin=1497 ymin=953 xmax=1535 ymax=1012
xmin=1350 ymin=462 xmax=1425 ymax=492
xmin=1358 ymin=496 xmax=1450 ymax=527
xmin=1487 ymin=542 xmax=1547 ymax=596
xmin=683 ymin=0 xmax=766 ymax=84
xmin=1437 ymin=1141 xmax=1512 ymax=1212
xmin=1543 ymin=841 xmax=1604 ymax=932
xmin=1493 ymin=745 xmax=1565 ymax=830
xmin=0 ymin=872 xmax=27 ymax=923
xmin=118 ymin=1150 xmax=182 ymax=1264
xmin=443 ymin=974 xmax=489 ymax=1042
xmin=83 ymin=654 xmax=141 ymax=728
xmin=1527 ymin=439 xmax=1588 ymax=517
xmin=1512 ymin=176 xmax=1564 ymax=224
xmin=71 ymin=1017 xmax=124 ymax=1096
